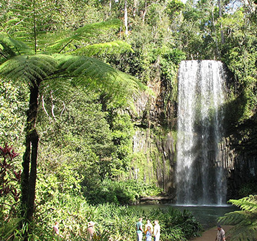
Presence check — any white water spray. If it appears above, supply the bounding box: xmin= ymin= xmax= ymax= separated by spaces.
xmin=176 ymin=60 xmax=227 ymax=205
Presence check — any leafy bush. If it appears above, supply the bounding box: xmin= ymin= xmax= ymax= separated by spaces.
xmin=0 ymin=143 xmax=201 ymax=241
xmin=84 ymin=178 xmax=162 ymax=205
xmin=0 ymin=202 xmax=200 ymax=241
xmin=147 ymin=207 xmax=202 ymax=240
xmin=238 ymin=182 xmax=257 ymax=197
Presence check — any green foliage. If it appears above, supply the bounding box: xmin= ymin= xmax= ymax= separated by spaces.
xmin=159 ymin=48 xmax=186 ymax=103
xmin=0 ymin=54 xmax=58 ymax=84
xmin=0 ymin=81 xmax=28 ymax=144
xmin=2 ymin=0 xmax=257 ymax=240
xmin=239 ymin=182 xmax=257 ymax=198
xmin=70 ymin=40 xmax=134 ymax=57
xmin=0 ymin=144 xmax=21 ymax=239
xmin=0 ymin=217 xmax=23 ymax=241
xmin=0 ymin=0 xmax=105 ymax=44
xmin=46 ymin=19 xmax=124 ymax=53
xmin=153 ymin=207 xmax=202 ymax=240
xmin=220 ymin=6 xmax=257 ymax=123
xmin=0 ymin=1 xmax=145 ymax=235
xmin=219 ymin=195 xmax=257 ymax=241
xmin=84 ymin=178 xmax=161 ymax=205
xmin=31 ymin=201 xmax=201 ymax=241
xmin=166 ymin=0 xmax=185 ymax=18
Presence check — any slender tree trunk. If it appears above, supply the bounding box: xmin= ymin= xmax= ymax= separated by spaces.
xmin=218 ymin=0 xmax=224 ymax=44
xmin=124 ymin=0 xmax=128 ymax=35
xmin=211 ymin=9 xmax=220 ymax=59
xmin=141 ymin=1 xmax=148 ymax=24
xmin=21 ymin=81 xmax=40 ymax=239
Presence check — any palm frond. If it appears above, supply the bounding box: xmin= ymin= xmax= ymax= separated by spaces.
xmin=69 ymin=41 xmax=134 ymax=56
xmin=0 ymin=54 xmax=57 ymax=85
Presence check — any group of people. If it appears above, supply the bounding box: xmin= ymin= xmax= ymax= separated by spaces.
xmin=53 ymin=220 xmax=95 ymax=240
xmin=54 ymin=219 xmax=225 ymax=241
xmin=136 ymin=218 xmax=160 ymax=241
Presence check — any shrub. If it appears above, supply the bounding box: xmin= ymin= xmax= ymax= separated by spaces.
xmin=84 ymin=178 xmax=162 ymax=205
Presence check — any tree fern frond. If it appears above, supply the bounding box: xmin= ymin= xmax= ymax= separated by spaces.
xmin=218 ymin=195 xmax=257 ymax=241
xmin=0 ymin=33 xmax=31 ymax=60
xmin=59 ymin=55 xmax=118 ymax=81
xmin=73 ymin=19 xmax=121 ymax=37
xmin=40 ymin=77 xmax=74 ymax=101
xmin=229 ymin=195 xmax=257 ymax=212
xmin=0 ymin=54 xmax=57 ymax=85
xmin=54 ymin=54 xmax=144 ymax=107
xmin=219 ymin=210 xmax=247 ymax=225
xmin=45 ymin=19 xmax=121 ymax=54
xmin=69 ymin=41 xmax=134 ymax=56
xmin=226 ymin=224 xmax=257 ymax=241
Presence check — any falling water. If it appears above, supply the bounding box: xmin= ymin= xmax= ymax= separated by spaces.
xmin=176 ymin=60 xmax=227 ymax=205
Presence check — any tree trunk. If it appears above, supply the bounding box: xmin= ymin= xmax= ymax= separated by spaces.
xmin=124 ymin=0 xmax=128 ymax=35
xmin=218 ymin=0 xmax=224 ymax=44
xmin=21 ymin=81 xmax=40 ymax=238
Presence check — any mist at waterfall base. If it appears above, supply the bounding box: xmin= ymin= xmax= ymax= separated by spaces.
xmin=176 ymin=60 xmax=227 ymax=205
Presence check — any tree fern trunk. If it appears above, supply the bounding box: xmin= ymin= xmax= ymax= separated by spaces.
xmin=21 ymin=81 xmax=40 ymax=238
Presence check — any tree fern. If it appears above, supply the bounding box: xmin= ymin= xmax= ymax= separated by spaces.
xmin=219 ymin=195 xmax=257 ymax=241
xmin=46 ymin=19 xmax=122 ymax=53
xmin=69 ymin=41 xmax=134 ymax=57
xmin=230 ymin=195 xmax=257 ymax=212
xmin=0 ymin=2 xmax=145 ymax=235
xmin=0 ymin=33 xmax=31 ymax=60
xmin=0 ymin=54 xmax=57 ymax=85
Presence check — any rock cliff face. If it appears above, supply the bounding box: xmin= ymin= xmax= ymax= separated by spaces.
xmin=131 ymin=62 xmax=257 ymax=202
xmin=223 ymin=120 xmax=257 ymax=199
xmin=131 ymin=71 xmax=177 ymax=196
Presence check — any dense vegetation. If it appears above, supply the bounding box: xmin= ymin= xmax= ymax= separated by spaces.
xmin=219 ymin=195 xmax=257 ymax=240
xmin=1 ymin=0 xmax=257 ymax=240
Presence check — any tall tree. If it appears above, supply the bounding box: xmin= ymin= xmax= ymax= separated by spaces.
xmin=0 ymin=3 xmax=143 ymax=238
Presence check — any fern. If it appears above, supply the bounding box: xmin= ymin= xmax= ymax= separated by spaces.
xmin=0 ymin=218 xmax=23 ymax=240
xmin=55 ymin=54 xmax=142 ymax=105
xmin=0 ymin=54 xmax=57 ymax=85
xmin=0 ymin=33 xmax=31 ymax=60
xmin=230 ymin=195 xmax=257 ymax=212
xmin=46 ymin=19 xmax=122 ymax=54
xmin=70 ymin=41 xmax=134 ymax=57
xmin=218 ymin=195 xmax=257 ymax=241
xmin=0 ymin=4 xmax=145 ymax=237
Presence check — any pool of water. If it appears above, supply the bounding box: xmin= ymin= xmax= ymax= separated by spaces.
xmin=131 ymin=204 xmax=238 ymax=229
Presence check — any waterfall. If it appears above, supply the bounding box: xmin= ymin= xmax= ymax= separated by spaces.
xmin=176 ymin=60 xmax=227 ymax=205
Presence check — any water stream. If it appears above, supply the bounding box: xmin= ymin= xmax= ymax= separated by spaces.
xmin=176 ymin=60 xmax=227 ymax=205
